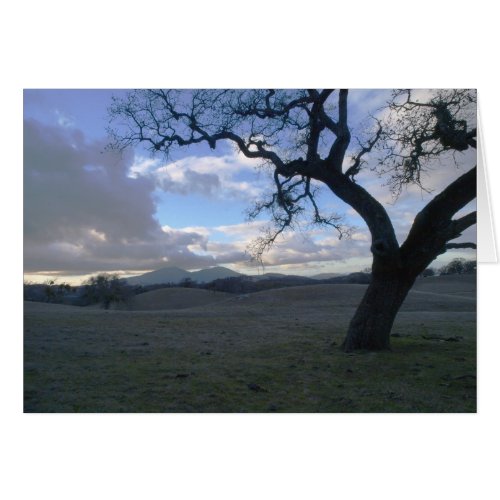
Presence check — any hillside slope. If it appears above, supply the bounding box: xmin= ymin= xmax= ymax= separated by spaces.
xmin=126 ymin=287 xmax=231 ymax=310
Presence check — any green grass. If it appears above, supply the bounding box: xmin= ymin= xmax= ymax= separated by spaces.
xmin=24 ymin=278 xmax=476 ymax=412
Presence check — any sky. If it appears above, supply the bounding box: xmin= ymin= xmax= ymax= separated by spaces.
xmin=23 ymin=89 xmax=477 ymax=285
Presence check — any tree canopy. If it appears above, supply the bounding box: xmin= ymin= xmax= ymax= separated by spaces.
xmin=83 ymin=273 xmax=131 ymax=309
xmin=109 ymin=89 xmax=476 ymax=350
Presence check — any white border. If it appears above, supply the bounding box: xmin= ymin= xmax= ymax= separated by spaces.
xmin=3 ymin=2 xmax=499 ymax=499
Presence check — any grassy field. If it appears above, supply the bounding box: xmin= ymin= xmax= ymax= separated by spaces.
xmin=24 ymin=275 xmax=476 ymax=413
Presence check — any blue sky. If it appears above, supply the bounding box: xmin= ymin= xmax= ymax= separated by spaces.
xmin=23 ymin=89 xmax=477 ymax=284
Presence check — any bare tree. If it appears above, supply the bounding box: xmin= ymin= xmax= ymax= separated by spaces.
xmin=83 ymin=273 xmax=132 ymax=309
xmin=109 ymin=89 xmax=476 ymax=351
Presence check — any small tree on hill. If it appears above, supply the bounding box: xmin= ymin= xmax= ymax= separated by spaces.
xmin=179 ymin=277 xmax=195 ymax=288
xmin=109 ymin=89 xmax=476 ymax=351
xmin=42 ymin=279 xmax=57 ymax=302
xmin=83 ymin=273 xmax=131 ymax=309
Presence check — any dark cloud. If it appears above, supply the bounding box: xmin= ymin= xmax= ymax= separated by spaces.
xmin=23 ymin=120 xmax=247 ymax=275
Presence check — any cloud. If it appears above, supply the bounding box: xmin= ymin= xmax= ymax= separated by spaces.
xmin=183 ymin=220 xmax=372 ymax=270
xmin=214 ymin=220 xmax=267 ymax=237
xmin=24 ymin=119 xmax=252 ymax=276
xmin=25 ymin=119 xmax=156 ymax=246
xmin=160 ymin=168 xmax=221 ymax=196
xmin=159 ymin=219 xmax=369 ymax=272
xmin=130 ymin=151 xmax=265 ymax=200
xmin=54 ymin=109 xmax=75 ymax=128
xmin=257 ymin=231 xmax=369 ymax=267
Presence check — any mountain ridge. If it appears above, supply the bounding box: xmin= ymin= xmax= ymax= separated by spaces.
xmin=125 ymin=266 xmax=242 ymax=286
xmin=124 ymin=266 xmax=356 ymax=286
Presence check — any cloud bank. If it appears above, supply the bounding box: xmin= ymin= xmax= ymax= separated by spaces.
xmin=129 ymin=151 xmax=265 ymax=200
xmin=23 ymin=120 xmax=251 ymax=275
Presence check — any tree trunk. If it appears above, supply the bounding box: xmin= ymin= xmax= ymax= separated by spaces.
xmin=342 ymin=271 xmax=416 ymax=351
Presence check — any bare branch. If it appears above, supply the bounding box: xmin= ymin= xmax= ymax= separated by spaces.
xmin=446 ymin=242 xmax=477 ymax=250
xmin=230 ymin=90 xmax=313 ymax=125
xmin=400 ymin=171 xmax=477 ymax=271
xmin=338 ymin=89 xmax=348 ymax=128
xmin=410 ymin=168 xmax=476 ymax=235
xmin=304 ymin=90 xmax=335 ymax=163
xmin=345 ymin=119 xmax=383 ymax=179
xmin=377 ymin=89 xmax=477 ymax=196
xmin=318 ymin=168 xmax=400 ymax=263
xmin=451 ymin=211 xmax=477 ymax=234
xmin=325 ymin=89 xmax=351 ymax=171
xmin=247 ymin=167 xmax=348 ymax=262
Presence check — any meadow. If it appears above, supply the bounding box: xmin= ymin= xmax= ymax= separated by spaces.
xmin=24 ymin=275 xmax=476 ymax=412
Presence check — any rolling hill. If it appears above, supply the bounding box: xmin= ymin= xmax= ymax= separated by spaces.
xmin=125 ymin=287 xmax=232 ymax=311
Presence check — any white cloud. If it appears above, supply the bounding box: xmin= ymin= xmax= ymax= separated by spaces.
xmin=130 ymin=151 xmax=266 ymax=200
xmin=164 ymin=225 xmax=212 ymax=238
xmin=214 ymin=220 xmax=267 ymax=237
xmin=128 ymin=157 xmax=159 ymax=178
xmin=54 ymin=108 xmax=75 ymax=128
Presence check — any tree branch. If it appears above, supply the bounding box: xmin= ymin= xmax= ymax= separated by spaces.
xmin=325 ymin=89 xmax=351 ymax=171
xmin=345 ymin=120 xmax=383 ymax=179
xmin=378 ymin=89 xmax=477 ymax=195
xmin=446 ymin=242 xmax=477 ymax=250
xmin=304 ymin=89 xmax=336 ymax=163
xmin=247 ymin=170 xmax=346 ymax=262
xmin=319 ymin=168 xmax=400 ymax=265
xmin=400 ymin=169 xmax=477 ymax=271
xmin=220 ymin=131 xmax=285 ymax=169
xmin=233 ymin=91 xmax=313 ymax=119
xmin=403 ymin=166 xmax=476 ymax=248
xmin=451 ymin=211 xmax=477 ymax=235
xmin=338 ymin=89 xmax=348 ymax=128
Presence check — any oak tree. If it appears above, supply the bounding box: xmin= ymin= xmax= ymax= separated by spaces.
xmin=109 ymin=89 xmax=476 ymax=351
xmin=83 ymin=273 xmax=131 ymax=309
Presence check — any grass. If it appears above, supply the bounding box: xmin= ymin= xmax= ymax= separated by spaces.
xmin=24 ymin=276 xmax=476 ymax=413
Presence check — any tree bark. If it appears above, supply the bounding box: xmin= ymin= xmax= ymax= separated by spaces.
xmin=338 ymin=166 xmax=476 ymax=351
xmin=342 ymin=270 xmax=416 ymax=351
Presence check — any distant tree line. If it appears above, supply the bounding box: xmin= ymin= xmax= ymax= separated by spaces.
xmin=24 ymin=279 xmax=75 ymax=303
xmin=438 ymin=258 xmax=476 ymax=275
xmin=24 ymin=274 xmax=136 ymax=309
xmin=421 ymin=258 xmax=476 ymax=278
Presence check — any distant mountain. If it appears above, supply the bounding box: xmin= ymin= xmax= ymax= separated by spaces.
xmin=253 ymin=272 xmax=345 ymax=281
xmin=249 ymin=272 xmax=287 ymax=281
xmin=190 ymin=266 xmax=242 ymax=283
xmin=326 ymin=272 xmax=371 ymax=284
xmin=125 ymin=266 xmax=242 ymax=286
xmin=125 ymin=267 xmax=190 ymax=286
xmin=310 ymin=272 xmax=342 ymax=280
xmin=124 ymin=266 xmax=362 ymax=287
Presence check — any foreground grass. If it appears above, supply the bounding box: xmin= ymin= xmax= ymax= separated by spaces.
xmin=24 ymin=283 xmax=476 ymax=412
